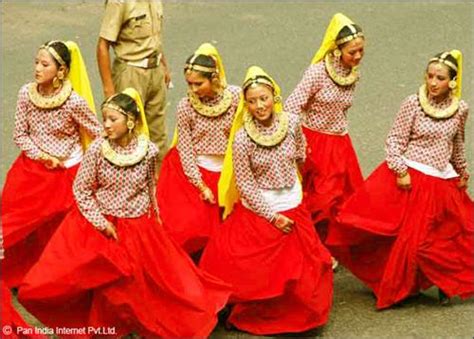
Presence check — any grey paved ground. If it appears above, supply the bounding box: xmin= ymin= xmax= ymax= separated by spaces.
xmin=2 ymin=1 xmax=474 ymax=338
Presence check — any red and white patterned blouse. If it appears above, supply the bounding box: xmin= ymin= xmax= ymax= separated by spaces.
xmin=177 ymin=85 xmax=241 ymax=186
xmin=73 ymin=137 xmax=159 ymax=230
xmin=284 ymin=60 xmax=358 ymax=134
xmin=13 ymin=84 xmax=102 ymax=160
xmin=232 ymin=113 xmax=306 ymax=221
xmin=385 ymin=94 xmax=469 ymax=177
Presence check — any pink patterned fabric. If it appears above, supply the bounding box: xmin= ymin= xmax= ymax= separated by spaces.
xmin=176 ymin=85 xmax=241 ymax=186
xmin=385 ymin=94 xmax=469 ymax=177
xmin=284 ymin=60 xmax=357 ymax=134
xmin=13 ymin=84 xmax=102 ymax=160
xmin=232 ymin=114 xmax=306 ymax=221
xmin=73 ymin=137 xmax=159 ymax=230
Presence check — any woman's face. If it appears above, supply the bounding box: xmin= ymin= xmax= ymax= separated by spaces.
xmin=425 ymin=62 xmax=451 ymax=100
xmin=34 ymin=49 xmax=59 ymax=87
xmin=340 ymin=37 xmax=365 ymax=68
xmin=185 ymin=70 xmax=214 ymax=98
xmin=245 ymin=84 xmax=274 ymax=125
xmin=103 ymin=108 xmax=130 ymax=142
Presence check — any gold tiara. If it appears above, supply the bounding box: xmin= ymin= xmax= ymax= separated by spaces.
xmin=40 ymin=41 xmax=66 ymax=66
xmin=184 ymin=63 xmax=217 ymax=73
xmin=336 ymin=24 xmax=364 ymax=46
xmin=243 ymin=76 xmax=274 ymax=91
xmin=102 ymin=102 xmax=131 ymax=117
xmin=429 ymin=52 xmax=458 ymax=72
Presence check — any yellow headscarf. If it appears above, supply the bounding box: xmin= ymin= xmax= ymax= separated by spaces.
xmin=311 ymin=13 xmax=358 ymax=64
xmin=170 ymin=42 xmax=227 ymax=147
xmin=218 ymin=66 xmax=282 ymax=219
xmin=102 ymin=88 xmax=150 ymax=139
xmin=62 ymin=41 xmax=97 ymax=149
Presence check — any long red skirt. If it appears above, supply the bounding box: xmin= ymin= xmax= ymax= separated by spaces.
xmin=157 ymin=147 xmax=221 ymax=254
xmin=200 ymin=203 xmax=333 ymax=335
xmin=18 ymin=207 xmax=231 ymax=337
xmin=1 ymin=153 xmax=79 ymax=287
xmin=301 ymin=128 xmax=363 ymax=243
xmin=1 ymin=281 xmax=46 ymax=339
xmin=326 ymin=163 xmax=474 ymax=309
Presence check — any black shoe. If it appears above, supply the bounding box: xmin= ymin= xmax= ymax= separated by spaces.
xmin=438 ymin=289 xmax=450 ymax=306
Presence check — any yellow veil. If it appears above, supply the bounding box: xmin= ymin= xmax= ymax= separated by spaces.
xmin=121 ymin=88 xmax=150 ymax=138
xmin=170 ymin=42 xmax=227 ymax=147
xmin=311 ymin=13 xmax=357 ymax=64
xmin=218 ymin=66 xmax=282 ymax=219
xmin=63 ymin=41 xmax=97 ymax=150
xmin=448 ymin=50 xmax=463 ymax=99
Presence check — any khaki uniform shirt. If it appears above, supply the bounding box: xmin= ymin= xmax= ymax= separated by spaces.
xmin=99 ymin=0 xmax=163 ymax=61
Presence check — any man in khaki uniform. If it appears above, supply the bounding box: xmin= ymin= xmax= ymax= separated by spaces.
xmin=97 ymin=0 xmax=170 ymax=168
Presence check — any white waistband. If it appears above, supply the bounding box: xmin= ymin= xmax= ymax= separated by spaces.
xmin=62 ymin=145 xmax=83 ymax=168
xmin=196 ymin=154 xmax=224 ymax=172
xmin=403 ymin=157 xmax=458 ymax=179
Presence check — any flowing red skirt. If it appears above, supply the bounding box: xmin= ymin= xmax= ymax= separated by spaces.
xmin=1 ymin=153 xmax=79 ymax=287
xmin=157 ymin=147 xmax=221 ymax=254
xmin=301 ymin=128 xmax=363 ymax=243
xmin=18 ymin=207 xmax=231 ymax=337
xmin=1 ymin=281 xmax=46 ymax=339
xmin=200 ymin=203 xmax=333 ymax=335
xmin=326 ymin=162 xmax=474 ymax=309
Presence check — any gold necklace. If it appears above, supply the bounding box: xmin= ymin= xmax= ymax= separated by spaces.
xmin=188 ymin=87 xmax=233 ymax=117
xmin=418 ymin=85 xmax=459 ymax=119
xmin=101 ymin=134 xmax=149 ymax=167
xmin=324 ymin=53 xmax=359 ymax=86
xmin=27 ymin=80 xmax=72 ymax=109
xmin=244 ymin=111 xmax=289 ymax=147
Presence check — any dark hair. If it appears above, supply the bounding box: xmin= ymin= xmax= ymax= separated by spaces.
xmin=428 ymin=52 xmax=458 ymax=79
xmin=42 ymin=40 xmax=71 ymax=69
xmin=102 ymin=93 xmax=140 ymax=119
xmin=336 ymin=24 xmax=363 ymax=48
xmin=184 ymin=54 xmax=217 ymax=79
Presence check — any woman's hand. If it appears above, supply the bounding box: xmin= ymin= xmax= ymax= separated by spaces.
xmin=457 ymin=175 xmax=469 ymax=189
xmin=273 ymin=213 xmax=294 ymax=234
xmin=396 ymin=171 xmax=411 ymax=190
xmin=198 ymin=182 xmax=216 ymax=204
xmin=101 ymin=221 xmax=118 ymax=241
xmin=39 ymin=153 xmax=64 ymax=169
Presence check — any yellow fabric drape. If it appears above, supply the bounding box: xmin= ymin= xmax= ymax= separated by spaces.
xmin=311 ymin=13 xmax=356 ymax=64
xmin=218 ymin=66 xmax=282 ymax=219
xmin=171 ymin=42 xmax=227 ymax=147
xmin=64 ymin=41 xmax=97 ymax=150
xmin=121 ymin=88 xmax=150 ymax=138
xmin=449 ymin=50 xmax=462 ymax=99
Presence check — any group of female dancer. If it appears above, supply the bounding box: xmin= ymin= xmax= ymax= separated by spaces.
xmin=1 ymin=12 xmax=473 ymax=337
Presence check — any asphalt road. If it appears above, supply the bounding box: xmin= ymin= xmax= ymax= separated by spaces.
xmin=2 ymin=1 xmax=474 ymax=338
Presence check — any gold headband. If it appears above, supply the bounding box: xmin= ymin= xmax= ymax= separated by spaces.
xmin=429 ymin=53 xmax=458 ymax=72
xmin=335 ymin=24 xmax=364 ymax=46
xmin=243 ymin=76 xmax=274 ymax=91
xmin=40 ymin=41 xmax=66 ymax=66
xmin=185 ymin=63 xmax=217 ymax=74
xmin=102 ymin=101 xmax=133 ymax=119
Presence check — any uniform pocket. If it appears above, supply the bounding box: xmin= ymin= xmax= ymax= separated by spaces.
xmin=130 ymin=14 xmax=152 ymax=39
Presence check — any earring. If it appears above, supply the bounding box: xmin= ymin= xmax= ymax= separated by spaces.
xmin=57 ymin=71 xmax=64 ymax=81
xmin=448 ymin=79 xmax=457 ymax=90
xmin=333 ymin=48 xmax=342 ymax=59
xmin=126 ymin=120 xmax=135 ymax=133
xmin=274 ymin=95 xmax=282 ymax=103
xmin=52 ymin=76 xmax=61 ymax=89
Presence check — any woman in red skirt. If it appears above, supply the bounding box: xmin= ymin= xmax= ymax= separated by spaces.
xmin=285 ymin=13 xmax=365 ymax=266
xmin=18 ymin=89 xmax=231 ymax=337
xmin=200 ymin=66 xmax=333 ymax=335
xmin=157 ymin=43 xmax=240 ymax=254
xmin=1 ymin=40 xmax=102 ymax=287
xmin=327 ymin=50 xmax=474 ymax=309
xmin=1 ymin=229 xmax=46 ymax=339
